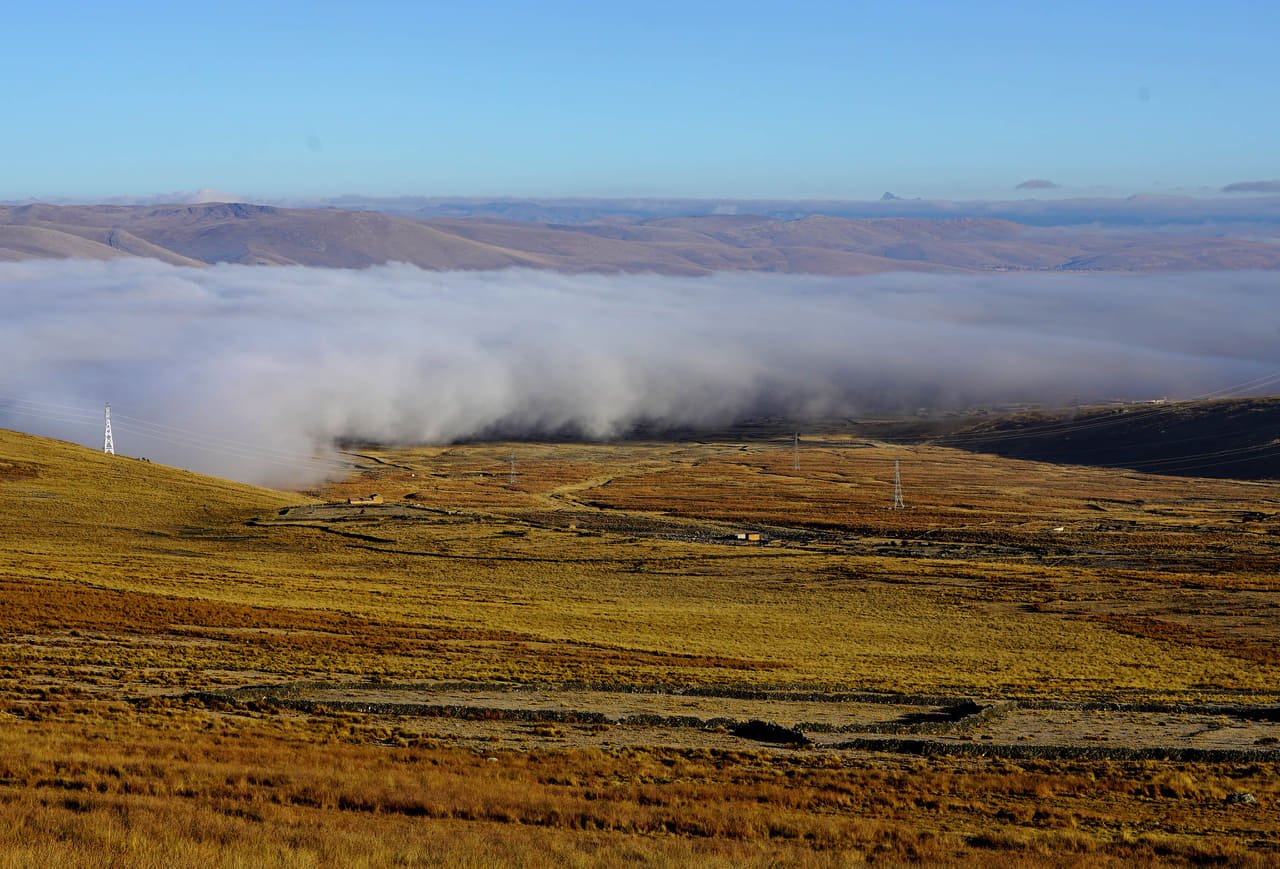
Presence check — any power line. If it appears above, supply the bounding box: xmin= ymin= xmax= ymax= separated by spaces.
xmin=0 ymin=395 xmax=350 ymax=473
xmin=1099 ymin=438 xmax=1280 ymax=475
xmin=933 ymin=370 xmax=1280 ymax=449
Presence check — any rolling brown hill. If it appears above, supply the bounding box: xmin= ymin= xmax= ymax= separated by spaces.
xmin=4 ymin=202 xmax=1280 ymax=273
xmin=935 ymin=397 xmax=1280 ymax=480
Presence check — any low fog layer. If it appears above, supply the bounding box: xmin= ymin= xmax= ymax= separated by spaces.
xmin=2 ymin=259 xmax=1277 ymax=485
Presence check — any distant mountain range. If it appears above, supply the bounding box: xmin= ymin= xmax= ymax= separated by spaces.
xmin=4 ymin=201 xmax=1280 ymax=274
xmin=314 ymin=192 xmax=1280 ymax=229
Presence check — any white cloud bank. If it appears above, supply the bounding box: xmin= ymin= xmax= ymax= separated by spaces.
xmin=2 ymin=259 xmax=1277 ymax=485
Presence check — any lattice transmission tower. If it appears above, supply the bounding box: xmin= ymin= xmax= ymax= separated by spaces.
xmin=103 ymin=403 xmax=115 ymax=455
xmin=891 ymin=458 xmax=905 ymax=509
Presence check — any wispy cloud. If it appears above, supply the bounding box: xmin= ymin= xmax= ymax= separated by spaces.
xmin=1016 ymin=179 xmax=1061 ymax=190
xmin=2 ymin=260 xmax=1277 ymax=484
xmin=1222 ymin=180 xmax=1280 ymax=194
xmin=1 ymin=189 xmax=252 ymax=207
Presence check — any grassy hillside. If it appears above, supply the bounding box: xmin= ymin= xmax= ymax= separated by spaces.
xmin=941 ymin=397 xmax=1280 ymax=480
xmin=1 ymin=427 xmax=297 ymax=517
xmin=3 ymin=427 xmax=1278 ymax=865
xmin=0 ymin=429 xmax=300 ymax=574
xmin=6 ymin=423 xmax=1279 ymax=696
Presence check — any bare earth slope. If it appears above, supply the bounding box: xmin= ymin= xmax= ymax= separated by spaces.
xmin=5 ymin=202 xmax=1280 ymax=272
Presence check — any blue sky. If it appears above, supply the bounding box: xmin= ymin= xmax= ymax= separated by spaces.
xmin=3 ymin=1 xmax=1277 ymax=201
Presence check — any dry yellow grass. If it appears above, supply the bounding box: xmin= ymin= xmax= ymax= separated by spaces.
xmin=1 ymin=708 xmax=1276 ymax=868
xmin=312 ymin=437 xmax=1280 ymax=698
xmin=2 ymin=427 xmax=1278 ymax=864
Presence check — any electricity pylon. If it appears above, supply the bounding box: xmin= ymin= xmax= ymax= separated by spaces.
xmin=103 ymin=403 xmax=115 ymax=455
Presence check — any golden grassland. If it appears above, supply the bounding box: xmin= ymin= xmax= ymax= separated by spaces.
xmin=2 ymin=427 xmax=1279 ymax=865
xmin=3 ymin=707 xmax=1277 ymax=868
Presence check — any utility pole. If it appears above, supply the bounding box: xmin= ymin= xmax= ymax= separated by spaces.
xmin=891 ymin=458 xmax=905 ymax=509
xmin=103 ymin=403 xmax=115 ymax=455
xmin=793 ymin=432 xmax=799 ymax=471
xmin=508 ymin=452 xmax=516 ymax=487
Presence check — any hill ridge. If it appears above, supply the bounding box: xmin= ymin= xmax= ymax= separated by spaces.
xmin=4 ymin=202 xmax=1280 ymax=273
